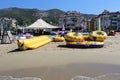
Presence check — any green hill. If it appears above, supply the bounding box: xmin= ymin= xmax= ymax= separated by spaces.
xmin=0 ymin=7 xmax=96 ymax=25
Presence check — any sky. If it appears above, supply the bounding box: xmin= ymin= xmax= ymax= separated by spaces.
xmin=0 ymin=0 xmax=120 ymax=14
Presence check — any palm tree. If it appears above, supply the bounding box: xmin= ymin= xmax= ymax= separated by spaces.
xmin=109 ymin=15 xmax=114 ymax=30
xmin=117 ymin=17 xmax=120 ymax=31
xmin=117 ymin=17 xmax=120 ymax=21
xmin=63 ymin=18 xmax=67 ymax=27
xmin=90 ymin=17 xmax=96 ymax=31
xmin=72 ymin=17 xmax=77 ymax=26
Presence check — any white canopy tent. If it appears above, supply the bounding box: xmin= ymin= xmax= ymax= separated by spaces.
xmin=26 ymin=18 xmax=58 ymax=29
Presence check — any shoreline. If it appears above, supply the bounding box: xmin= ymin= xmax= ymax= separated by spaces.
xmin=1 ymin=63 xmax=120 ymax=80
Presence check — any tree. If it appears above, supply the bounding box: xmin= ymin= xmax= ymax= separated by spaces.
xmin=118 ymin=17 xmax=120 ymax=21
xmin=109 ymin=15 xmax=114 ymax=29
xmin=44 ymin=18 xmax=51 ymax=24
xmin=90 ymin=17 xmax=96 ymax=31
xmin=117 ymin=17 xmax=120 ymax=31
xmin=52 ymin=17 xmax=59 ymax=25
xmin=63 ymin=18 xmax=67 ymax=27
xmin=72 ymin=17 xmax=77 ymax=26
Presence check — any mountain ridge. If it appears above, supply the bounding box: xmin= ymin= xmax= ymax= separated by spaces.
xmin=0 ymin=7 xmax=97 ymax=25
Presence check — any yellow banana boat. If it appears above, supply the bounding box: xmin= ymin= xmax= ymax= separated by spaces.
xmin=17 ymin=36 xmax=51 ymax=50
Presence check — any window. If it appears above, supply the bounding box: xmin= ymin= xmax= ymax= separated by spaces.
xmin=113 ymin=15 xmax=117 ymax=18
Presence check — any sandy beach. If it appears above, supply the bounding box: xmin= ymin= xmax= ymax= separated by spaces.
xmin=0 ymin=33 xmax=120 ymax=80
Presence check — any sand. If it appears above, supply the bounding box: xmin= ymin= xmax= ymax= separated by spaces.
xmin=0 ymin=33 xmax=120 ymax=80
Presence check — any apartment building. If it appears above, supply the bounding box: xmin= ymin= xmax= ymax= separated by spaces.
xmin=98 ymin=10 xmax=120 ymax=31
xmin=59 ymin=11 xmax=85 ymax=29
xmin=0 ymin=17 xmax=17 ymax=38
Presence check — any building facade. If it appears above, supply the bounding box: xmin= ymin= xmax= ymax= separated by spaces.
xmin=0 ymin=17 xmax=17 ymax=28
xmin=59 ymin=11 xmax=86 ymax=30
xmin=98 ymin=10 xmax=120 ymax=31
xmin=0 ymin=17 xmax=17 ymax=38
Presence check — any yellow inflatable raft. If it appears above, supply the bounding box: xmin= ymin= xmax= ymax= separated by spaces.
xmin=65 ymin=32 xmax=84 ymax=42
xmin=17 ymin=36 xmax=51 ymax=50
xmin=65 ymin=31 xmax=107 ymax=48
xmin=89 ymin=31 xmax=107 ymax=42
xmin=83 ymin=35 xmax=89 ymax=40
xmin=66 ymin=41 xmax=104 ymax=48
xmin=53 ymin=36 xmax=65 ymax=42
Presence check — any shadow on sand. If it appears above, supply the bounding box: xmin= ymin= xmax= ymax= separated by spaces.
xmin=57 ymin=45 xmax=68 ymax=48
xmin=57 ymin=45 xmax=101 ymax=49
xmin=7 ymin=48 xmax=22 ymax=53
xmin=7 ymin=48 xmax=32 ymax=53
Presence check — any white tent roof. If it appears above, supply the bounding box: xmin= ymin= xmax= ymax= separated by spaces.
xmin=26 ymin=18 xmax=58 ymax=29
